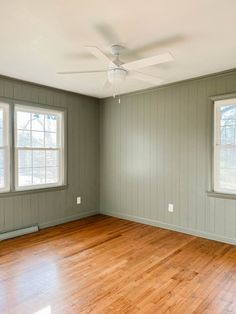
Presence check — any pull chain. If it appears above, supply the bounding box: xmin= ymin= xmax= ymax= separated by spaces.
xmin=112 ymin=79 xmax=121 ymax=103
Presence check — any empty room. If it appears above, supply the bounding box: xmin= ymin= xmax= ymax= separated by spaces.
xmin=1 ymin=0 xmax=236 ymax=313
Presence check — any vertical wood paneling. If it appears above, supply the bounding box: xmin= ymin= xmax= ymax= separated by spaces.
xmin=0 ymin=77 xmax=99 ymax=232
xmin=179 ymin=84 xmax=189 ymax=228
xmin=224 ymin=199 xmax=236 ymax=238
xmin=156 ymin=90 xmax=165 ymax=222
xmin=172 ymin=86 xmax=181 ymax=227
xmin=100 ymin=71 xmax=236 ymax=242
xmin=214 ymin=199 xmax=225 ymax=236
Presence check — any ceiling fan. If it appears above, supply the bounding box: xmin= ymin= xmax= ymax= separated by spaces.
xmin=58 ymin=44 xmax=174 ymax=101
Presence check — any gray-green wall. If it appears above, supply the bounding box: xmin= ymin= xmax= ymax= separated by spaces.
xmin=100 ymin=70 xmax=236 ymax=245
xmin=0 ymin=76 xmax=99 ymax=232
xmin=2 ymin=70 xmax=236 ymax=245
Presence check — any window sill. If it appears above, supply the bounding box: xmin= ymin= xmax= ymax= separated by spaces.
xmin=0 ymin=184 xmax=69 ymax=198
xmin=207 ymin=191 xmax=236 ymax=200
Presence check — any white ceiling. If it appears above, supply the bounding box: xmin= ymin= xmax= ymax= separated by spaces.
xmin=0 ymin=0 xmax=236 ymax=98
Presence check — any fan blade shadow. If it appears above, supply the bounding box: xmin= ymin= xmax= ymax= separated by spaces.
xmin=124 ymin=34 xmax=186 ymax=60
xmin=94 ymin=22 xmax=122 ymax=45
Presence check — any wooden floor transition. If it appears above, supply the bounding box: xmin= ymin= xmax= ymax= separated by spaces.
xmin=1 ymin=215 xmax=236 ymax=313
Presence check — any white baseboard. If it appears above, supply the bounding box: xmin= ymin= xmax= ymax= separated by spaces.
xmin=0 ymin=225 xmax=39 ymax=241
xmin=0 ymin=210 xmax=98 ymax=241
xmin=39 ymin=210 xmax=99 ymax=229
xmin=101 ymin=210 xmax=236 ymax=246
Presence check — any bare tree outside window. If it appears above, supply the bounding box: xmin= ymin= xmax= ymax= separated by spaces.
xmin=214 ymin=98 xmax=236 ymax=194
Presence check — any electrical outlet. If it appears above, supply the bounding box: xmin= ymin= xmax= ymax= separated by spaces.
xmin=77 ymin=197 xmax=81 ymax=204
xmin=168 ymin=203 xmax=174 ymax=212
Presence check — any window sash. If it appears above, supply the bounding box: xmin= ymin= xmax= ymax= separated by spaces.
xmin=15 ymin=105 xmax=62 ymax=149
xmin=214 ymin=99 xmax=236 ymax=194
xmin=14 ymin=147 xmax=63 ymax=191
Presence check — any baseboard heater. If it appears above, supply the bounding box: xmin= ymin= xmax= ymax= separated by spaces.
xmin=0 ymin=225 xmax=39 ymax=241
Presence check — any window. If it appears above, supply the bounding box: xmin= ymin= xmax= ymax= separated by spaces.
xmin=14 ymin=105 xmax=65 ymax=191
xmin=0 ymin=103 xmax=10 ymax=192
xmin=214 ymin=98 xmax=236 ymax=194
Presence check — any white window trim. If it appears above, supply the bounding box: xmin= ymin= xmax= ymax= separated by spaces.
xmin=0 ymin=102 xmax=10 ymax=192
xmin=214 ymin=98 xmax=236 ymax=195
xmin=14 ymin=104 xmax=65 ymax=191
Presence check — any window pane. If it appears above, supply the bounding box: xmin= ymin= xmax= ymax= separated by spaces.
xmin=32 ymin=131 xmax=44 ymax=147
xmin=220 ymin=104 xmax=236 ymax=121
xmin=0 ymin=129 xmax=3 ymax=147
xmin=219 ymin=168 xmax=236 ymax=191
xmin=220 ymin=148 xmax=236 ymax=169
xmin=220 ymin=105 xmax=236 ymax=145
xmin=0 ymin=169 xmax=4 ymax=188
xmin=32 ymin=113 xmax=44 ymax=131
xmin=19 ymin=168 xmax=32 ymax=186
xmin=220 ymin=126 xmax=236 ymax=145
xmin=0 ymin=110 xmax=3 ymax=147
xmin=45 ymin=132 xmax=57 ymax=148
xmin=0 ymin=149 xmax=4 ymax=169
xmin=33 ymin=150 xmax=45 ymax=167
xmin=18 ymin=150 xmax=32 ymax=168
xmin=218 ymin=146 xmax=236 ymax=191
xmin=46 ymin=150 xmax=58 ymax=167
xmin=45 ymin=114 xmax=57 ymax=132
xmin=0 ymin=110 xmax=3 ymax=129
xmin=17 ymin=130 xmax=31 ymax=147
xmin=17 ymin=111 xmax=31 ymax=130
xmin=0 ymin=150 xmax=5 ymax=188
xmin=33 ymin=167 xmax=45 ymax=185
xmin=46 ymin=167 xmax=58 ymax=184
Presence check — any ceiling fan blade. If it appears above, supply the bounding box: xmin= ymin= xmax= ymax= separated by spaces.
xmin=123 ymin=52 xmax=174 ymax=71
xmin=129 ymin=71 xmax=163 ymax=85
xmin=57 ymin=70 xmax=107 ymax=74
xmin=85 ymin=46 xmax=116 ymax=66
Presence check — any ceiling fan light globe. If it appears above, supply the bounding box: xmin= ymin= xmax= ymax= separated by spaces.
xmin=108 ymin=68 xmax=127 ymax=84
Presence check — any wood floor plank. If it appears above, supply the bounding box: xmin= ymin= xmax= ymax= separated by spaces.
xmin=0 ymin=214 xmax=236 ymax=313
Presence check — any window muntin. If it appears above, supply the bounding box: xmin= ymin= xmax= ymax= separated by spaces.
xmin=214 ymin=98 xmax=236 ymax=194
xmin=0 ymin=103 xmax=10 ymax=192
xmin=14 ymin=105 xmax=65 ymax=191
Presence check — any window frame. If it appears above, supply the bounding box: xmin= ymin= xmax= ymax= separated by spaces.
xmin=213 ymin=97 xmax=236 ymax=195
xmin=0 ymin=102 xmax=10 ymax=192
xmin=14 ymin=104 xmax=66 ymax=191
xmin=0 ymin=98 xmax=67 ymax=196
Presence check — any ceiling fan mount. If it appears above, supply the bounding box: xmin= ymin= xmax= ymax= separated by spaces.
xmin=111 ymin=44 xmax=125 ymax=56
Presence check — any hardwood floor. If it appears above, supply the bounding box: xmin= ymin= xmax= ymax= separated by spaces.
xmin=1 ymin=215 xmax=236 ymax=314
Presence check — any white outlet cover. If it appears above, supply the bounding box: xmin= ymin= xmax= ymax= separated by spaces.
xmin=77 ymin=197 xmax=81 ymax=204
xmin=168 ymin=203 xmax=174 ymax=212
